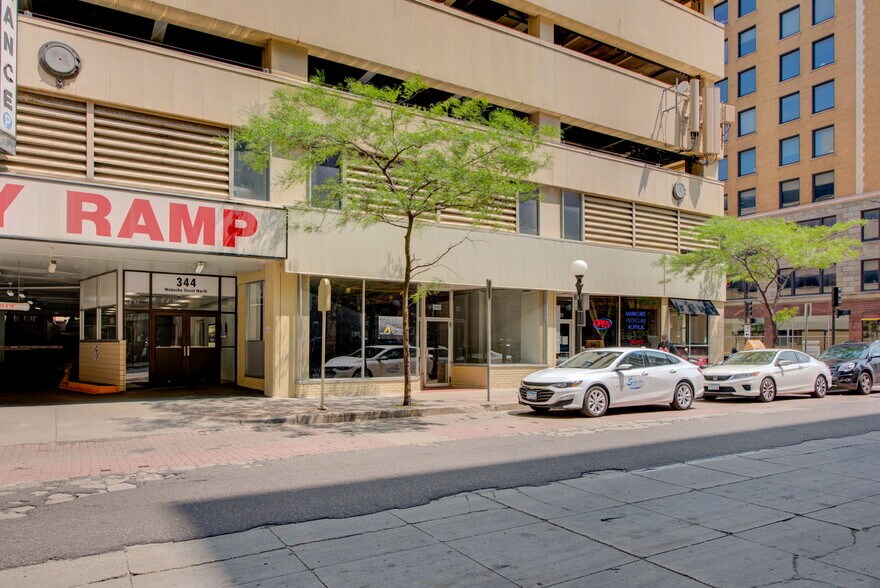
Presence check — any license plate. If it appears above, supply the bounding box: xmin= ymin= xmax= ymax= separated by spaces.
xmin=526 ymin=391 xmax=538 ymax=401
xmin=708 ymin=384 xmax=719 ymax=391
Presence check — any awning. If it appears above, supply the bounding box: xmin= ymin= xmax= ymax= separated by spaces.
xmin=669 ymin=298 xmax=719 ymax=316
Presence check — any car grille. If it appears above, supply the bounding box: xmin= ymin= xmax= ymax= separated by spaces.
xmin=704 ymin=375 xmax=732 ymax=382
xmin=519 ymin=388 xmax=555 ymax=402
xmin=704 ymin=386 xmax=736 ymax=393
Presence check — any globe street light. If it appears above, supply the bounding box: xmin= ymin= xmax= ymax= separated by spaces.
xmin=570 ymin=259 xmax=588 ymax=355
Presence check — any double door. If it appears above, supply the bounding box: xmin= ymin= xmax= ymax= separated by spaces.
xmin=152 ymin=312 xmax=220 ymax=385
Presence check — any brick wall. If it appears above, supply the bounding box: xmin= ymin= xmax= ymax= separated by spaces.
xmin=295 ymin=377 xmax=422 ymax=398
xmin=78 ymin=341 xmax=126 ymax=390
xmin=451 ymin=364 xmax=539 ymax=388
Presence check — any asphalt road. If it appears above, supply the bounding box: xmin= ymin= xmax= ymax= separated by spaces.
xmin=2 ymin=395 xmax=880 ymax=569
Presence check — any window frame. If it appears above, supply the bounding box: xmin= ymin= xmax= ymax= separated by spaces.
xmin=738 ymin=188 xmax=756 ymax=217
xmin=812 ymin=80 xmax=834 ymax=113
xmin=779 ymin=92 xmax=800 ymax=124
xmin=812 ymin=35 xmax=835 ymax=69
xmin=862 ymin=259 xmax=879 ymax=292
xmin=738 ymin=148 xmax=756 ymax=177
xmin=779 ymin=178 xmax=800 ymax=208
xmin=813 ymin=0 xmax=834 ymax=25
xmin=738 ymin=26 xmax=757 ymax=57
xmin=718 ymin=156 xmax=728 ymax=182
xmin=812 ymin=170 xmax=835 ymax=201
xmin=862 ymin=209 xmax=880 ymax=242
xmin=779 ymin=135 xmax=800 ymax=166
xmin=231 ymin=138 xmax=270 ymax=201
xmin=561 ymin=190 xmax=583 ymax=242
xmin=812 ymin=125 xmax=834 ymax=158
xmin=738 ymin=0 xmax=756 ymax=18
xmin=737 ymin=107 xmax=756 ymax=137
xmin=716 ymin=78 xmax=729 ymax=103
xmin=779 ymin=5 xmax=800 ymax=39
xmin=779 ymin=48 xmax=801 ymax=82
xmin=738 ymin=67 xmax=757 ymax=97
xmin=714 ymin=0 xmax=729 ymax=24
xmin=516 ymin=193 xmax=540 ymax=236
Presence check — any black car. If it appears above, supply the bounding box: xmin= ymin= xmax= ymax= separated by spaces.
xmin=817 ymin=341 xmax=880 ymax=394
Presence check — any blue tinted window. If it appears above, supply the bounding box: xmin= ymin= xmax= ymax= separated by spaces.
xmin=780 ymin=49 xmax=800 ymax=81
xmin=739 ymin=0 xmax=756 ymax=17
xmin=719 ymin=157 xmax=728 ymax=182
xmin=813 ymin=80 xmax=834 ymax=112
xmin=714 ymin=0 xmax=729 ymax=23
xmin=724 ymin=39 xmax=728 ymax=64
xmin=562 ymin=190 xmax=582 ymax=241
xmin=780 ymin=6 xmax=800 ymax=38
xmin=738 ymin=148 xmax=756 ymax=176
xmin=780 ymin=179 xmax=800 ymax=208
xmin=813 ymin=171 xmax=834 ymax=201
xmin=813 ymin=126 xmax=834 ymax=157
xmin=813 ymin=36 xmax=834 ymax=69
xmin=738 ymin=107 xmax=756 ymax=136
xmin=738 ymin=189 xmax=756 ymax=216
xmin=780 ymin=136 xmax=800 ymax=166
xmin=738 ymin=67 xmax=756 ymax=96
xmin=813 ymin=0 xmax=834 ymax=24
xmin=780 ymin=92 xmax=800 ymax=123
xmin=717 ymin=79 xmax=729 ymax=103
xmin=739 ymin=27 xmax=757 ymax=57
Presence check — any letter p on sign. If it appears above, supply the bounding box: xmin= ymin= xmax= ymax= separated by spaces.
xmin=318 ymin=278 xmax=331 ymax=312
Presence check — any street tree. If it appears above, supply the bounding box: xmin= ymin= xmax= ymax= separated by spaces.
xmin=662 ymin=215 xmax=862 ymax=346
xmin=235 ymin=75 xmax=555 ymax=405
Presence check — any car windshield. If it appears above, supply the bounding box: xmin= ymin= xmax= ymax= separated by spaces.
xmin=818 ymin=345 xmax=869 ymax=360
xmin=559 ymin=350 xmax=622 ymax=370
xmin=722 ymin=351 xmax=777 ymax=365
xmin=347 ymin=346 xmax=387 ymax=359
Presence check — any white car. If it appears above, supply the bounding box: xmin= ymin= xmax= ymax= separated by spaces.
xmin=701 ymin=349 xmax=831 ymax=402
xmin=324 ymin=345 xmax=431 ymax=378
xmin=519 ymin=347 xmax=704 ymax=417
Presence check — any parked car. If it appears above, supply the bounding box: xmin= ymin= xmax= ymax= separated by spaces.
xmin=817 ymin=341 xmax=880 ymax=395
xmin=701 ymin=349 xmax=831 ymax=402
xmin=518 ymin=347 xmax=704 ymax=417
xmin=324 ymin=345 xmax=430 ymax=378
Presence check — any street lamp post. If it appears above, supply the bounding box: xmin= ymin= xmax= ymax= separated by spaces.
xmin=570 ymin=259 xmax=589 ymax=355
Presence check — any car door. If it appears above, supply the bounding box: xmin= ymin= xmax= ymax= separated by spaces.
xmin=775 ymin=350 xmax=802 ymax=393
xmin=376 ymin=347 xmax=405 ymax=377
xmin=645 ymin=350 xmax=678 ymax=402
xmin=867 ymin=344 xmax=880 ymax=387
xmin=611 ymin=351 xmax=652 ymax=406
xmin=795 ymin=351 xmax=820 ymax=390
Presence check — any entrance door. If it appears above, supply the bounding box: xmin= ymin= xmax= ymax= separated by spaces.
xmin=425 ymin=319 xmax=451 ymax=386
xmin=151 ymin=312 xmax=220 ymax=385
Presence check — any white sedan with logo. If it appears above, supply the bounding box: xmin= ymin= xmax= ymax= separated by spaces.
xmin=701 ymin=349 xmax=831 ymax=401
xmin=518 ymin=348 xmax=704 ymax=417
xmin=324 ymin=345 xmax=429 ymax=378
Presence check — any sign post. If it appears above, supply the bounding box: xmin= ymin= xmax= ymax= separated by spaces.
xmin=318 ymin=278 xmax=331 ymax=411
xmin=486 ymin=279 xmax=492 ymax=402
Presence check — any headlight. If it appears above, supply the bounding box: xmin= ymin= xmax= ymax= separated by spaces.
xmin=554 ymin=380 xmax=583 ymax=389
xmin=838 ymin=362 xmax=856 ymax=372
xmin=729 ymin=372 xmax=760 ymax=380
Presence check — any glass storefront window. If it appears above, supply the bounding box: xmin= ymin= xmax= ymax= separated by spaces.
xmin=585 ymin=296 xmax=619 ymax=348
xmin=621 ymin=297 xmax=660 ymax=348
xmin=364 ymin=281 xmax=418 ymax=376
xmin=452 ymin=289 xmax=544 ymax=364
xmin=245 ymin=281 xmax=264 ymax=378
xmin=453 ymin=290 xmax=485 ymax=364
xmin=670 ymin=310 xmax=710 ymax=359
xmin=425 ymin=292 xmax=450 ymax=318
xmin=221 ymin=277 xmax=236 ymax=311
xmin=863 ymin=319 xmax=880 ymax=342
xmin=309 ymin=278 xmax=363 ymax=378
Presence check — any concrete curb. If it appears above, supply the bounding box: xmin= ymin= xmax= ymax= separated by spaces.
xmin=238 ymin=402 xmax=523 ymax=425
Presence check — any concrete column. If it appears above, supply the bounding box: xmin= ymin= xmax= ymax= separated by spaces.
xmin=529 ymin=111 xmax=562 ymax=143
xmin=262 ymin=39 xmax=309 ymax=80
xmin=527 ymin=14 xmax=554 ymax=42
xmin=709 ymin=306 xmax=724 ymax=363
xmin=263 ymin=261 xmax=298 ymax=398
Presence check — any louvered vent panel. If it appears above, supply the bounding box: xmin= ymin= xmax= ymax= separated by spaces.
xmin=584 ymin=195 xmax=633 ymax=247
xmin=679 ymin=211 xmax=713 ymax=251
xmin=0 ymin=93 xmax=87 ymax=178
xmin=93 ymin=106 xmax=229 ymax=196
xmin=634 ymin=203 xmax=679 ymax=252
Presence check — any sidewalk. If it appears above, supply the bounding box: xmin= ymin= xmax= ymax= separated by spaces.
xmin=2 ymin=430 xmax=879 ymax=587
xmin=0 ymin=387 xmax=520 ymax=445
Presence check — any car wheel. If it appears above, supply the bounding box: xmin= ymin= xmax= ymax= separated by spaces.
xmin=757 ymin=377 xmax=776 ymax=402
xmin=811 ymin=376 xmax=828 ymax=398
xmin=670 ymin=382 xmax=694 ymax=410
xmin=353 ymin=369 xmax=361 ymax=378
xmin=580 ymin=386 xmax=608 ymax=418
xmin=703 ymin=395 xmax=717 ymax=401
xmin=857 ymin=372 xmax=873 ymax=395
xmin=529 ymin=406 xmax=550 ymax=414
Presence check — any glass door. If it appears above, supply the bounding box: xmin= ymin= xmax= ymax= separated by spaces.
xmin=152 ymin=313 xmax=186 ymax=383
xmin=187 ymin=313 xmax=219 ymax=384
xmin=150 ymin=312 xmax=220 ymax=385
xmin=425 ymin=319 xmax=451 ymax=386
xmin=556 ymin=297 xmax=573 ymax=363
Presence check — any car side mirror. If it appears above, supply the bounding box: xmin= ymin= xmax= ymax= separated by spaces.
xmin=615 ymin=363 xmax=633 ymax=371
xmin=777 ymin=359 xmax=791 ymax=367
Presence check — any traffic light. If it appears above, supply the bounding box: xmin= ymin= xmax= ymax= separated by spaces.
xmin=831 ymin=286 xmax=842 ymax=308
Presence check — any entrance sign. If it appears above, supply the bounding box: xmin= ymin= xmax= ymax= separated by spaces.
xmin=0 ymin=301 xmax=29 ymax=311
xmin=0 ymin=178 xmax=287 ymax=258
xmin=0 ymin=0 xmax=16 ymax=155
xmin=152 ymin=274 xmax=219 ymax=297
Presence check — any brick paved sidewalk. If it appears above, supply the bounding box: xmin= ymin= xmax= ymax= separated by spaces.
xmin=3 ymin=430 xmax=879 ymax=587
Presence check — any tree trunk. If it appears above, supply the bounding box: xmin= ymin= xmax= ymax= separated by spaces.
xmin=768 ymin=317 xmax=778 ymax=348
xmin=401 ymin=217 xmax=414 ymax=406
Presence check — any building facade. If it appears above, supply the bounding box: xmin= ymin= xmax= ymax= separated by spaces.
xmin=717 ymin=0 xmax=880 ymax=352
xmin=0 ymin=0 xmax=726 ymax=397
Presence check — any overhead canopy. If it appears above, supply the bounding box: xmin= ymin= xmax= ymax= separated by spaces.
xmin=669 ymin=298 xmax=719 ymax=316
